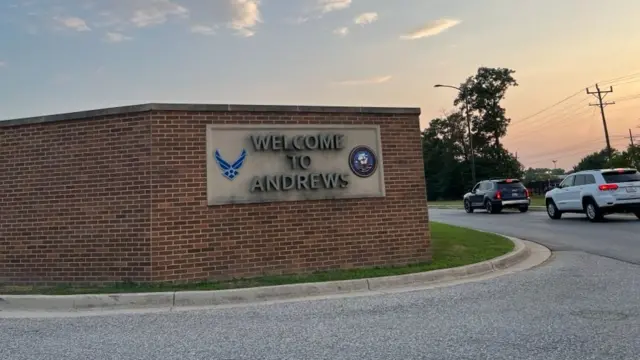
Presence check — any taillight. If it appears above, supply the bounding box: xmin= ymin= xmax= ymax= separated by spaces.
xmin=525 ymin=188 xmax=530 ymax=198
xmin=598 ymin=184 xmax=619 ymax=191
xmin=496 ymin=191 xmax=502 ymax=200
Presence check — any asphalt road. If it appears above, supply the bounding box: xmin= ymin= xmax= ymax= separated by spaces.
xmin=429 ymin=208 xmax=640 ymax=265
xmin=2 ymin=211 xmax=640 ymax=359
xmin=1 ymin=251 xmax=639 ymax=360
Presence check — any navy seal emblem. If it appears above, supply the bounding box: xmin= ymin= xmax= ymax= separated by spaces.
xmin=214 ymin=148 xmax=247 ymax=181
xmin=348 ymin=145 xmax=377 ymax=178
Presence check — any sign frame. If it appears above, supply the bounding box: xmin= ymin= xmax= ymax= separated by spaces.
xmin=205 ymin=123 xmax=386 ymax=205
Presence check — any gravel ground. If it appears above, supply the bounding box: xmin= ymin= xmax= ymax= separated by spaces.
xmin=1 ymin=251 xmax=639 ymax=360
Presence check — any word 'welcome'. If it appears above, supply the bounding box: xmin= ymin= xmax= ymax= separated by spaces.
xmin=251 ymin=134 xmax=345 ymax=151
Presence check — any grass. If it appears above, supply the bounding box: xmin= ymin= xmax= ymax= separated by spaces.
xmin=430 ymin=195 xmax=545 ymax=207
xmin=0 ymin=222 xmax=514 ymax=295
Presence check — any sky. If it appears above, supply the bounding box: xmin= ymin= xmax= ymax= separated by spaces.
xmin=1 ymin=0 xmax=640 ymax=169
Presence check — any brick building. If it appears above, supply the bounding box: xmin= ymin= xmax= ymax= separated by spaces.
xmin=0 ymin=103 xmax=430 ymax=285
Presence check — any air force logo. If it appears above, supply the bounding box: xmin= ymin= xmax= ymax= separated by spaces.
xmin=214 ymin=149 xmax=247 ymax=181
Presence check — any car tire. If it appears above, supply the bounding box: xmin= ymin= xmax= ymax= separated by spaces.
xmin=485 ymin=199 xmax=501 ymax=214
xmin=546 ymin=199 xmax=562 ymax=219
xmin=464 ymin=200 xmax=474 ymax=213
xmin=519 ymin=205 xmax=529 ymax=213
xmin=583 ymin=198 xmax=604 ymax=222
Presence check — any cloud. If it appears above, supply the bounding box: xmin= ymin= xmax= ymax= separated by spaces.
xmin=228 ymin=0 xmax=261 ymax=37
xmin=54 ymin=16 xmax=91 ymax=31
xmin=333 ymin=27 xmax=348 ymax=36
xmin=354 ymin=12 xmax=378 ymax=26
xmin=400 ymin=18 xmax=461 ymax=40
xmin=31 ymin=1 xmax=262 ymax=38
xmin=129 ymin=0 xmax=188 ymax=28
xmin=190 ymin=24 xmax=216 ymax=36
xmin=334 ymin=75 xmax=392 ymax=86
xmin=104 ymin=32 xmax=132 ymax=43
xmin=318 ymin=0 xmax=351 ymax=14
xmin=0 ymin=61 xmax=6 ymax=67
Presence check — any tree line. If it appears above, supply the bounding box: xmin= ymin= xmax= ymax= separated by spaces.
xmin=423 ymin=66 xmax=640 ymax=201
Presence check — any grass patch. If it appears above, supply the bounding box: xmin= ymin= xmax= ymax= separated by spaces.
xmin=430 ymin=195 xmax=545 ymax=207
xmin=1 ymin=222 xmax=514 ymax=295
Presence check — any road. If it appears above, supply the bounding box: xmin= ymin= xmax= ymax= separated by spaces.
xmin=429 ymin=208 xmax=640 ymax=265
xmin=2 ymin=211 xmax=640 ymax=359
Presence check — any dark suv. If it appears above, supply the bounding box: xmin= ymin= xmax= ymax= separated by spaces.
xmin=463 ymin=178 xmax=531 ymax=214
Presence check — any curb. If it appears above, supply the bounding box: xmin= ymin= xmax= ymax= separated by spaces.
xmin=0 ymin=237 xmax=531 ymax=312
xmin=429 ymin=205 xmax=545 ymax=212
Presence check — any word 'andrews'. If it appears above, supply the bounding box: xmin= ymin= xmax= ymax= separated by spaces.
xmin=248 ymin=133 xmax=350 ymax=193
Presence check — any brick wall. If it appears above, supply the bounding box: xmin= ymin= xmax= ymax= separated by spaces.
xmin=0 ymin=104 xmax=430 ymax=285
xmin=0 ymin=114 xmax=152 ymax=284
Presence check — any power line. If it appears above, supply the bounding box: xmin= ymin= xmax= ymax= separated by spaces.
xmin=506 ymin=104 xmax=595 ymax=142
xmin=598 ymin=72 xmax=640 ymax=86
xmin=512 ymin=70 xmax=640 ymax=128
xmin=510 ymin=95 xmax=591 ymax=129
xmin=511 ymin=89 xmax=584 ymax=126
xmin=615 ymin=93 xmax=640 ymax=103
xmin=525 ymin=138 xmax=629 ymax=167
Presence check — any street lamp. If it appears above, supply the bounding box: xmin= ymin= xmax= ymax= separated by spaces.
xmin=434 ymin=84 xmax=476 ymax=185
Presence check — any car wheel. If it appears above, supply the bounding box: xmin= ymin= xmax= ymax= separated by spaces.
xmin=519 ymin=205 xmax=529 ymax=213
xmin=485 ymin=200 xmax=501 ymax=214
xmin=464 ymin=200 xmax=474 ymax=213
xmin=546 ymin=199 xmax=562 ymax=219
xmin=584 ymin=199 xmax=604 ymax=222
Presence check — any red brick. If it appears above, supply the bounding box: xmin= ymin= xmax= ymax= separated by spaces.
xmin=0 ymin=105 xmax=431 ymax=285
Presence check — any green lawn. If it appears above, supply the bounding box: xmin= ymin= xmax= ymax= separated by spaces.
xmin=0 ymin=222 xmax=514 ymax=295
xmin=430 ymin=195 xmax=545 ymax=207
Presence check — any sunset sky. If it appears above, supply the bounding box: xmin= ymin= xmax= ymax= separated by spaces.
xmin=1 ymin=0 xmax=640 ymax=169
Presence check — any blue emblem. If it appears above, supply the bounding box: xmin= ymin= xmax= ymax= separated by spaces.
xmin=214 ymin=148 xmax=247 ymax=181
xmin=348 ymin=145 xmax=378 ymax=178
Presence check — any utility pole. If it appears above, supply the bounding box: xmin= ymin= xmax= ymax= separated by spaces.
xmin=631 ymin=129 xmax=639 ymax=170
xmin=587 ymin=84 xmax=615 ymax=161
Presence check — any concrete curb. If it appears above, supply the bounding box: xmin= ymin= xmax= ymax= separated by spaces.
xmin=429 ymin=205 xmax=545 ymax=212
xmin=0 ymin=237 xmax=531 ymax=312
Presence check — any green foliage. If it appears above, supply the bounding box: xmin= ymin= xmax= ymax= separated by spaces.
xmin=572 ymin=145 xmax=639 ymax=172
xmin=423 ymin=66 xmax=522 ymax=200
xmin=454 ymin=67 xmax=518 ymax=149
xmin=523 ymin=167 xmax=566 ymax=182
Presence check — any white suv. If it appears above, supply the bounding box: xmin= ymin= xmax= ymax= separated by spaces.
xmin=544 ymin=168 xmax=640 ymax=222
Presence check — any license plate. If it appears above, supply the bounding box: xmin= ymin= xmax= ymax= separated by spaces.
xmin=626 ymin=187 xmax=637 ymax=193
xmin=512 ymin=192 xmax=518 ymax=196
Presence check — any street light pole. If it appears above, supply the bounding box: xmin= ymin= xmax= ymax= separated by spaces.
xmin=434 ymin=84 xmax=476 ymax=185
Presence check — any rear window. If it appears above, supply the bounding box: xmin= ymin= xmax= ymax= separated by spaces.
xmin=602 ymin=170 xmax=640 ymax=183
xmin=496 ymin=180 xmax=525 ymax=189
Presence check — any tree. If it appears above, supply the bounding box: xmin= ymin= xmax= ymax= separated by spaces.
xmin=454 ymin=67 xmax=518 ymax=151
xmin=572 ymin=147 xmax=633 ymax=172
xmin=422 ymin=66 xmax=523 ymax=200
xmin=622 ymin=144 xmax=640 ymax=170
xmin=422 ymin=112 xmax=471 ymax=200
xmin=523 ymin=167 xmax=566 ymax=182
